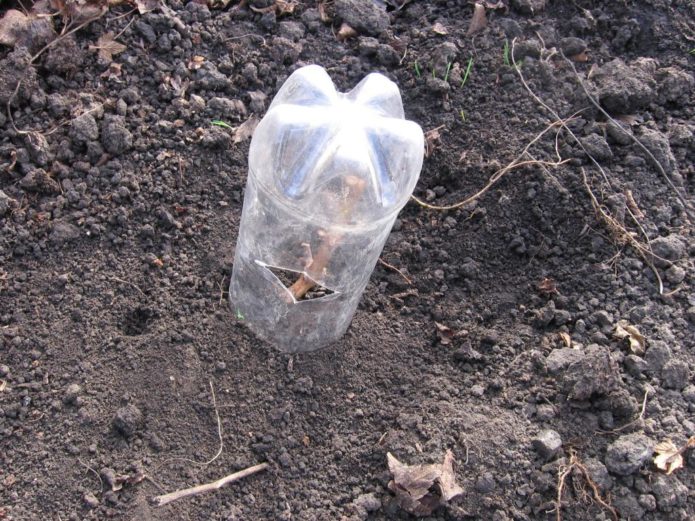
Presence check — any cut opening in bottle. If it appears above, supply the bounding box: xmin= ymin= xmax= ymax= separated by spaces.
xmin=263 ymin=264 xmax=337 ymax=302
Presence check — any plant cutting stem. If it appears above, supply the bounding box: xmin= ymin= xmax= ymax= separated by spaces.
xmin=288 ymin=175 xmax=366 ymax=300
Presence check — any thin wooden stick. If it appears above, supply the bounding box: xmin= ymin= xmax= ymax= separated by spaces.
xmin=152 ymin=463 xmax=269 ymax=507
xmin=289 ymin=175 xmax=366 ymax=300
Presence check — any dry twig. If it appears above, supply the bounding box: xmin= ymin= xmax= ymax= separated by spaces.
xmin=152 ymin=462 xmax=269 ymax=507
xmin=411 ymin=115 xmax=571 ymax=211
xmin=378 ymin=258 xmax=413 ymax=285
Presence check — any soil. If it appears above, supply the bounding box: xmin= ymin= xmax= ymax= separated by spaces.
xmin=1 ymin=1 xmax=694 ymax=520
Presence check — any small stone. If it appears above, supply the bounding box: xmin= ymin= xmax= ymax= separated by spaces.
xmin=101 ymin=115 xmax=133 ymax=155
xmin=546 ymin=348 xmax=583 ymax=374
xmin=624 ymin=354 xmax=648 ymax=377
xmin=353 ymin=492 xmax=380 ymax=512
xmin=475 ymin=472 xmax=496 ymax=493
xmin=208 ymin=97 xmax=247 ymax=119
xmin=645 ymin=341 xmax=671 ymax=373
xmin=294 ymin=376 xmax=313 ymax=394
xmin=559 ymin=37 xmax=586 ymax=56
xmin=83 ymin=492 xmax=99 ymax=509
xmin=64 ymin=383 xmax=82 ymax=405
xmin=651 ymin=474 xmax=687 ymax=508
xmin=682 ymin=385 xmax=695 ymax=403
xmin=665 ymin=265 xmax=685 ymax=285
xmin=0 ymin=190 xmax=17 ymax=216
xmin=650 ymin=234 xmax=686 ymax=266
xmin=605 ymin=433 xmax=653 ymax=476
xmin=638 ymin=494 xmax=656 ymax=511
xmin=536 ymin=403 xmax=555 ymax=421
xmin=591 ymin=58 xmax=655 ymax=114
xmin=70 ymin=113 xmax=99 ymax=143
xmin=583 ymin=458 xmax=612 ymax=491
xmin=50 ymin=221 xmax=80 ymax=244
xmin=606 ymin=120 xmax=633 ymax=145
xmin=661 ymin=359 xmax=689 ymax=390
xmin=532 ymin=429 xmax=562 ymax=460
xmin=334 ymin=0 xmax=389 ymax=36
xmin=613 ymin=488 xmax=645 ymax=520
xmin=511 ymin=0 xmax=546 ymax=15
xmin=112 ymin=404 xmax=144 ymax=437
xmin=580 ymin=134 xmax=613 ymax=161
xmin=471 ymin=384 xmax=485 ymax=397
xmin=553 ymin=309 xmax=572 ymax=326
xmin=20 ymin=169 xmax=60 ymax=194
xmin=564 ymin=345 xmax=619 ymax=400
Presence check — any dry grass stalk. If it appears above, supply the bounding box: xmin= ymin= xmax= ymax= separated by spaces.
xmin=411 ymin=117 xmax=571 ymax=211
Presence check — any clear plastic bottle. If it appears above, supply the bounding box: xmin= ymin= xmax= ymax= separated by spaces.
xmin=229 ymin=65 xmax=424 ymax=353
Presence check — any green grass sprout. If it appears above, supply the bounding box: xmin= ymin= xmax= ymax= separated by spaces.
xmin=414 ymin=61 xmax=421 ymax=78
xmin=211 ymin=120 xmax=233 ymax=129
xmin=460 ymin=57 xmax=473 ymax=87
xmin=443 ymin=61 xmax=452 ymax=83
xmin=503 ymin=40 xmax=511 ymax=67
xmin=460 ymin=109 xmax=466 ymax=122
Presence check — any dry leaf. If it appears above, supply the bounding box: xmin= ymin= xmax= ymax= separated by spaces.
xmin=318 ymin=1 xmax=330 ymax=22
xmin=188 ymin=55 xmax=205 ymax=70
xmin=111 ymin=471 xmax=146 ymax=491
xmin=90 ymin=32 xmax=126 ymax=62
xmin=538 ymin=277 xmax=558 ymax=295
xmin=654 ymin=439 xmax=683 ymax=475
xmin=559 ymin=332 xmax=571 ymax=348
xmin=232 ymin=116 xmax=259 ymax=144
xmin=387 ymin=450 xmax=463 ymax=516
xmin=466 ymin=3 xmax=487 ymax=36
xmin=337 ymin=22 xmax=357 ymax=41
xmin=435 ymin=322 xmax=453 ymax=345
xmin=53 ymin=0 xmax=109 ymax=23
xmin=424 ymin=126 xmax=443 ymax=158
xmin=432 ymin=22 xmax=448 ymax=35
xmin=0 ymin=9 xmax=31 ymax=47
xmin=613 ymin=320 xmax=645 ymax=355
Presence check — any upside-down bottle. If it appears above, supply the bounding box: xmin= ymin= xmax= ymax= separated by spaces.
xmin=229 ymin=65 xmax=424 ymax=353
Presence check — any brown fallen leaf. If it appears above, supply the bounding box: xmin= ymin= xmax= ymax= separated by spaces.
xmin=232 ymin=116 xmax=259 ymax=144
xmin=337 ymin=22 xmax=357 ymax=41
xmin=559 ymin=332 xmax=572 ymax=348
xmin=111 ymin=471 xmax=146 ymax=491
xmin=318 ymin=1 xmax=331 ymax=22
xmin=432 ymin=22 xmax=448 ymax=35
xmin=90 ymin=32 xmax=126 ymax=62
xmin=188 ymin=55 xmax=205 ymax=70
xmin=52 ymin=0 xmax=108 ymax=23
xmin=424 ymin=126 xmax=443 ymax=158
xmin=654 ymin=439 xmax=682 ymax=475
xmin=434 ymin=322 xmax=453 ymax=345
xmin=613 ymin=320 xmax=645 ymax=356
xmin=466 ymin=3 xmax=487 ymax=36
xmin=387 ymin=450 xmax=463 ymax=516
xmin=538 ymin=277 xmax=558 ymax=295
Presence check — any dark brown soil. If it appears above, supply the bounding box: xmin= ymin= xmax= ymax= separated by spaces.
xmin=1 ymin=1 xmax=694 ymax=520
